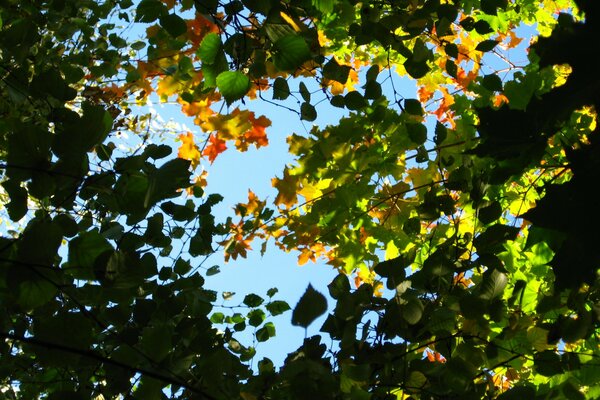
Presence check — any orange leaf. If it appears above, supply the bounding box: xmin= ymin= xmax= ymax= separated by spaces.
xmin=202 ymin=134 xmax=227 ymax=163
xmin=235 ymin=190 xmax=266 ymax=217
xmin=493 ymin=93 xmax=509 ymax=107
xmin=186 ymin=14 xmax=219 ymax=48
xmin=177 ymin=132 xmax=202 ymax=169
xmin=237 ymin=112 xmax=271 ymax=151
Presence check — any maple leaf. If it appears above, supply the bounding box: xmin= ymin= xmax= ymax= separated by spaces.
xmin=186 ymin=170 xmax=208 ymax=196
xmin=235 ymin=190 xmax=266 ymax=217
xmin=272 ymin=168 xmax=299 ymax=208
xmin=157 ymin=75 xmax=184 ymax=100
xmin=201 ymin=108 xmax=253 ymax=141
xmin=186 ymin=14 xmax=219 ymax=47
xmin=433 ymin=86 xmax=456 ymax=127
xmin=202 ymin=134 xmax=227 ymax=163
xmin=177 ymin=132 xmax=202 ymax=169
xmin=239 ymin=112 xmax=271 ymax=150
xmin=326 ymin=68 xmax=359 ymax=95
xmin=246 ymin=78 xmax=270 ymax=100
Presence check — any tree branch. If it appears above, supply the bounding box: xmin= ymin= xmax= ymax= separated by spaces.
xmin=0 ymin=331 xmax=218 ymax=400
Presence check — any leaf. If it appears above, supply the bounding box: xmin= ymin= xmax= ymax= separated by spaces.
xmin=404 ymin=59 xmax=430 ymax=79
xmin=202 ymin=134 xmax=227 ymax=163
xmin=266 ymin=300 xmax=291 ymax=316
xmin=160 ymin=13 xmax=187 ymax=36
xmin=313 ymin=0 xmax=334 ymax=14
xmin=243 ymin=293 xmax=264 ymax=307
xmin=301 ymin=102 xmax=317 ymax=121
xmin=272 ymin=77 xmax=290 ymax=100
xmin=216 ymin=71 xmax=251 ymax=104
xmin=256 ymin=322 xmax=276 ymax=341
xmin=475 ymin=40 xmax=499 ymax=52
xmin=482 ymin=74 xmax=503 ymax=91
xmin=272 ymin=34 xmax=311 ymax=71
xmin=479 ymin=269 xmax=508 ymax=300
xmin=404 ymin=99 xmax=423 ymax=115
xmin=135 ymin=0 xmax=167 ymax=22
xmin=291 ymin=284 xmax=327 ymax=328
xmin=328 ymin=274 xmax=350 ymax=299
xmin=299 ymin=82 xmax=311 ymax=102
xmin=344 ymin=91 xmax=367 ymax=110
xmin=323 ymin=58 xmax=351 ymax=84
xmin=177 ymin=132 xmax=201 ymax=169
xmin=198 ymin=32 xmax=222 ymax=64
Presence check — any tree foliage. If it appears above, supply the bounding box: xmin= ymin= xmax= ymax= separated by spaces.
xmin=1 ymin=0 xmax=600 ymax=398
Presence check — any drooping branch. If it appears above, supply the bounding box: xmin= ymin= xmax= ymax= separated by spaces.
xmin=0 ymin=331 xmax=218 ymax=400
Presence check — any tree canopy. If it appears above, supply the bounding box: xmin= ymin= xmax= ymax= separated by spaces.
xmin=1 ymin=0 xmax=600 ymax=398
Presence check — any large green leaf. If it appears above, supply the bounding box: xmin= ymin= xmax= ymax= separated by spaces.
xmin=291 ymin=284 xmax=327 ymax=328
xmin=159 ymin=13 xmax=187 ymax=37
xmin=272 ymin=34 xmax=311 ymax=71
xmin=198 ymin=32 xmax=222 ymax=64
xmin=216 ymin=71 xmax=251 ymax=104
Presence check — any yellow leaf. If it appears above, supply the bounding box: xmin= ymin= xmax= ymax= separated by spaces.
xmin=177 ymin=132 xmax=201 ymax=169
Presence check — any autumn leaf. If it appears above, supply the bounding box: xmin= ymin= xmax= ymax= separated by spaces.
xmin=200 ymin=109 xmax=271 ymax=152
xmin=202 ymin=134 xmax=227 ymax=163
xmin=186 ymin=14 xmax=219 ymax=47
xmin=177 ymin=132 xmax=202 ymax=169
xmin=235 ymin=111 xmax=271 ymax=151
xmin=272 ymin=168 xmax=299 ymax=208
xmin=235 ymin=190 xmax=266 ymax=217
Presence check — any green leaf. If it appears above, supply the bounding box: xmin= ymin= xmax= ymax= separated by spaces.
xmin=292 ymin=284 xmax=327 ymax=328
xmin=407 ymin=123 xmax=427 ymax=145
xmin=135 ymin=0 xmax=167 ymax=22
xmin=266 ymin=300 xmax=291 ymax=316
xmin=301 ymin=102 xmax=317 ymax=121
xmin=206 ymin=265 xmax=221 ymax=276
xmin=243 ymin=293 xmax=264 ymax=307
xmin=476 ymin=40 xmax=499 ymax=52
xmin=139 ymin=324 xmax=172 ymax=362
xmin=273 ymin=35 xmax=311 ymax=71
xmin=210 ymin=312 xmax=225 ymax=323
xmin=445 ymin=43 xmax=459 ymax=58
xmin=216 ymin=71 xmax=250 ymax=104
xmin=256 ymin=322 xmax=276 ymax=341
xmin=17 ymin=279 xmax=57 ymax=310
xmin=328 ymin=274 xmax=350 ymax=299
xmin=344 ymin=91 xmax=367 ymax=110
xmin=479 ymin=269 xmax=508 ymax=300
xmin=402 ymin=298 xmax=424 ymax=325
xmin=1 ymin=179 xmax=28 ymax=221
xmin=364 ymin=80 xmax=382 ymax=99
xmin=478 ymin=201 xmax=502 ymax=224
xmin=67 ymin=230 xmax=113 ymax=280
xmin=446 ymin=60 xmax=458 ymax=78
xmin=160 ymin=13 xmax=188 ymax=37
xmin=366 ymin=65 xmax=380 ymax=81
xmin=330 ymin=95 xmax=345 ymax=108
xmin=272 ymin=77 xmax=290 ymax=100
xmin=323 ymin=58 xmax=351 ymax=84
xmin=404 ymin=99 xmax=423 ymax=115
xmin=299 ymin=82 xmax=311 ymax=102
xmin=198 ymin=33 xmax=222 ymax=64
xmin=248 ymin=309 xmax=266 ymax=327
xmin=313 ymin=0 xmax=334 ymax=13
xmin=534 ymin=350 xmax=563 ymax=377
xmin=404 ymin=59 xmax=430 ymax=79
xmin=482 ymin=74 xmax=503 ymax=91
